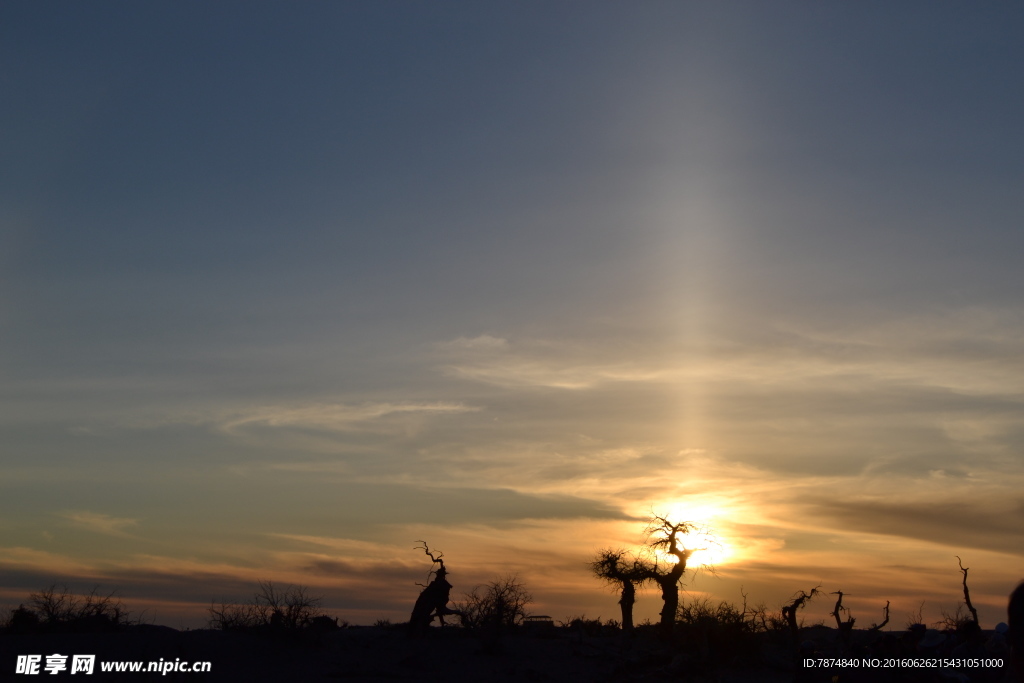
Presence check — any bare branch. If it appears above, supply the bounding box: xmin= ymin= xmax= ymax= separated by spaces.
xmin=956 ymin=556 xmax=980 ymax=626
xmin=782 ymin=585 xmax=822 ymax=640
xmin=868 ymin=600 xmax=890 ymax=632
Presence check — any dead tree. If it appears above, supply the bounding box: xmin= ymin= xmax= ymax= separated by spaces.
xmin=781 ymin=585 xmax=821 ymax=643
xmin=956 ymin=556 xmax=980 ymax=628
xmin=830 ymin=591 xmax=855 ymax=630
xmin=643 ymin=515 xmax=699 ymax=637
xmin=868 ymin=601 xmax=890 ymax=632
xmin=590 ymin=549 xmax=654 ymax=632
xmin=830 ymin=591 xmax=856 ymax=648
xmin=408 ymin=542 xmax=462 ymax=637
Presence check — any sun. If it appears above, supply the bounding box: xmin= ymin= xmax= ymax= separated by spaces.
xmin=650 ymin=499 xmax=736 ymax=566
xmin=686 ymin=532 xmax=732 ymax=566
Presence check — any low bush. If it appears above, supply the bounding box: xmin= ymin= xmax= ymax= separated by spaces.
xmin=208 ymin=580 xmax=328 ymax=632
xmin=4 ymin=585 xmax=130 ymax=634
xmin=456 ymin=575 xmax=532 ymax=630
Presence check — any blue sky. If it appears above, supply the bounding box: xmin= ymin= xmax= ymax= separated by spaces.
xmin=2 ymin=2 xmax=1023 ymax=627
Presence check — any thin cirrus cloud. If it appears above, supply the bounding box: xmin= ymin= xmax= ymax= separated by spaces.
xmin=435 ymin=306 xmax=1024 ymax=396
xmin=58 ymin=511 xmax=140 ymax=538
xmin=216 ymin=401 xmax=478 ymax=435
xmin=437 ymin=335 xmax=680 ymax=389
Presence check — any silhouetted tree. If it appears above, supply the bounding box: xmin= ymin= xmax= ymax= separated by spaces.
xmin=590 ymin=548 xmax=654 ymax=632
xmin=6 ymin=605 xmax=40 ymax=634
xmin=408 ymin=542 xmax=462 ymax=637
xmin=781 ymin=585 xmax=821 ymax=642
xmin=457 ymin=575 xmax=532 ymax=630
xmin=208 ymin=581 xmax=325 ymax=632
xmin=253 ymin=580 xmax=324 ymax=630
xmin=830 ymin=591 xmax=856 ymax=649
xmin=27 ymin=584 xmax=128 ymax=633
xmin=956 ymin=556 xmax=980 ymax=628
xmin=867 ymin=600 xmax=890 ymax=632
xmin=457 ymin=574 xmax=532 ymax=654
xmin=643 ymin=515 xmax=700 ymax=636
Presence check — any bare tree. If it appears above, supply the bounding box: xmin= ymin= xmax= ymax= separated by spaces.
xmin=253 ymin=580 xmax=324 ymax=630
xmin=408 ymin=542 xmax=462 ymax=637
xmin=590 ymin=549 xmax=654 ymax=632
xmin=868 ymin=600 xmax=890 ymax=632
xmin=28 ymin=584 xmax=128 ymax=632
xmin=781 ymin=585 xmax=821 ymax=642
xmin=457 ymin=575 xmax=532 ymax=630
xmin=208 ymin=581 xmax=325 ymax=631
xmin=905 ymin=601 xmax=926 ymax=629
xmin=208 ymin=600 xmax=258 ymax=631
xmin=643 ymin=515 xmax=701 ymax=636
xmin=956 ymin=556 xmax=980 ymax=628
xmin=830 ymin=591 xmax=856 ymax=649
xmin=830 ymin=591 xmax=857 ymax=630
xmin=740 ymin=589 xmax=787 ymax=633
xmin=456 ymin=575 xmax=532 ymax=655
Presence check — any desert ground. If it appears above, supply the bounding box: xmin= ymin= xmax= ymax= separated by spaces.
xmin=1 ymin=620 xmax=1011 ymax=683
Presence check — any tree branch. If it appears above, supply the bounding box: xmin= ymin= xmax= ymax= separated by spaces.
xmin=956 ymin=556 xmax=979 ymax=626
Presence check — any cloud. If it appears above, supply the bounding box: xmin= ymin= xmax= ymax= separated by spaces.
xmin=436 ymin=335 xmax=675 ymax=389
xmin=0 ymin=546 xmax=88 ymax=571
xmin=58 ymin=511 xmax=139 ymax=537
xmin=433 ymin=307 xmax=1024 ymax=401
xmin=218 ymin=401 xmax=477 ymax=435
xmin=802 ymin=498 xmax=1024 ymax=557
xmin=438 ymin=335 xmax=510 ymax=351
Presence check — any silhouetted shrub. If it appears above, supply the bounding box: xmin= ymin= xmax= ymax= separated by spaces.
xmin=674 ymin=596 xmax=781 ymax=665
xmin=370 ymin=618 xmax=407 ymax=631
xmin=937 ymin=603 xmax=980 ymax=637
xmin=457 ymin=575 xmax=532 ymax=631
xmin=308 ymin=615 xmax=346 ymax=632
xmin=1 ymin=585 xmax=130 ymax=634
xmin=208 ymin=601 xmax=260 ymax=631
xmin=743 ymin=601 xmax=787 ymax=633
xmin=561 ymin=615 xmax=605 ymax=636
xmin=208 ymin=580 xmax=328 ymax=632
xmin=905 ymin=601 xmax=926 ymax=630
xmin=7 ymin=585 xmax=131 ymax=633
xmin=6 ymin=605 xmax=40 ymax=634
xmin=678 ymin=596 xmax=746 ymax=628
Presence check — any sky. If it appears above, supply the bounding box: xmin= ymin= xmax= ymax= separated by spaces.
xmin=2 ymin=2 xmax=1023 ymax=629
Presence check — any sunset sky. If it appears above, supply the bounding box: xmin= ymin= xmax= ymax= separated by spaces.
xmin=2 ymin=3 xmax=1023 ymax=629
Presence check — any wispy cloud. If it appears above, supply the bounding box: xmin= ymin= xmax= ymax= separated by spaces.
xmin=218 ymin=401 xmax=477 ymax=435
xmin=439 ymin=335 xmax=510 ymax=351
xmin=58 ymin=511 xmax=139 ymax=538
xmin=437 ymin=335 xmax=675 ymax=389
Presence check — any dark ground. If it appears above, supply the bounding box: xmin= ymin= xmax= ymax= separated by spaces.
xmin=0 ymin=624 xmax=1011 ymax=682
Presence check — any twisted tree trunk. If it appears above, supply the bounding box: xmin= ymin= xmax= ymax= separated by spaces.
xmin=619 ymin=580 xmax=636 ymax=632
